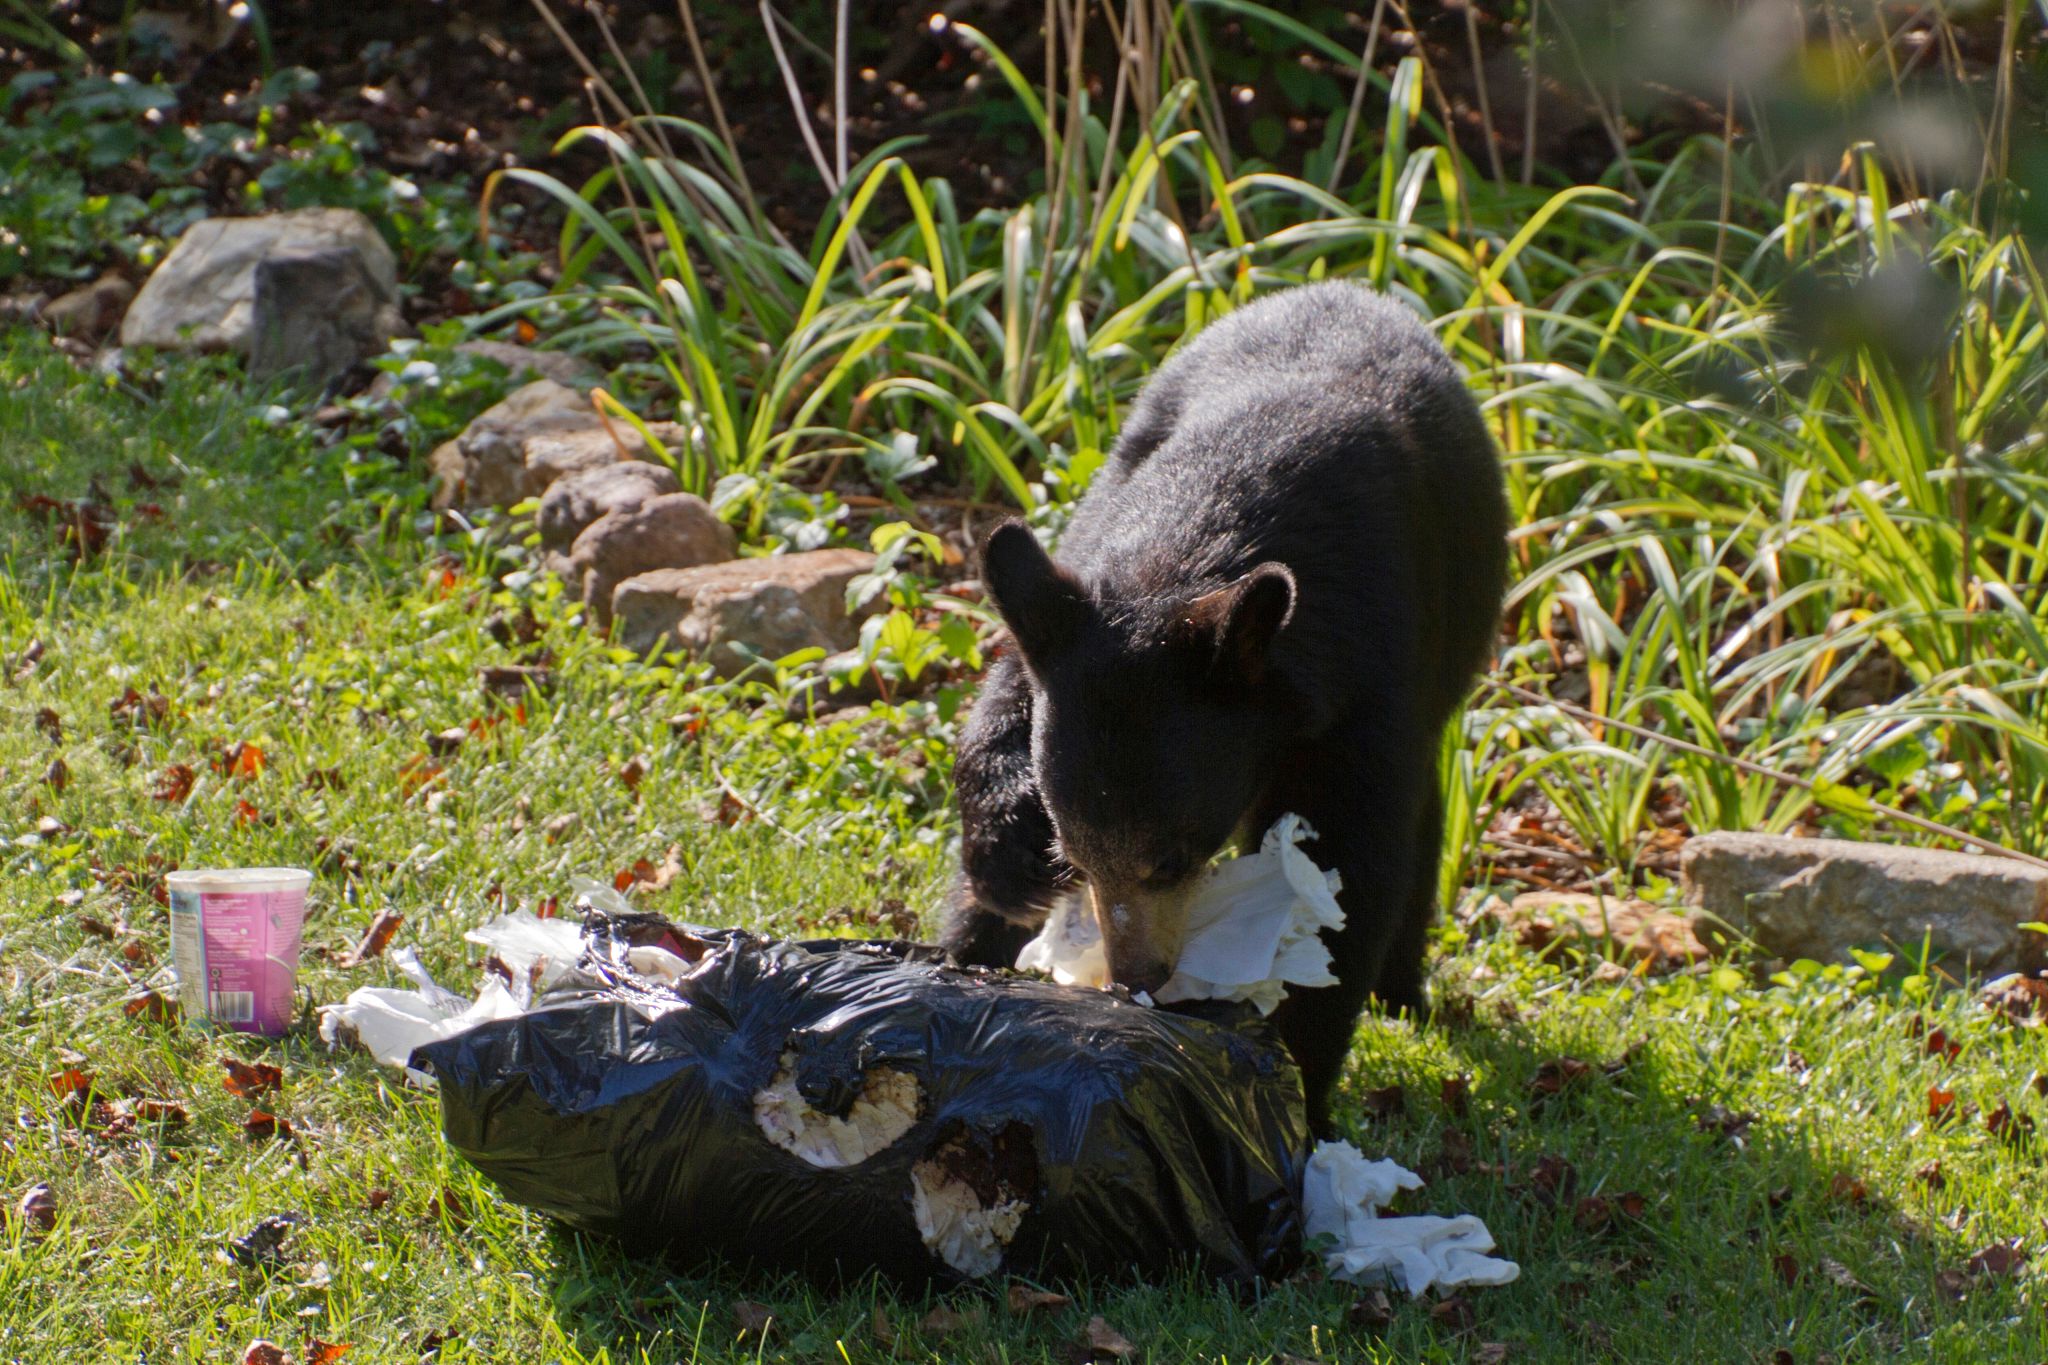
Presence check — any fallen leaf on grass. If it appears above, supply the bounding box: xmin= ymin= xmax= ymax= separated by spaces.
xmin=213 ymin=740 xmax=265 ymax=780
xmin=1924 ymin=1027 xmax=1961 ymax=1061
xmin=1927 ymin=1086 xmax=1958 ymax=1123
xmin=1006 ymin=1284 xmax=1071 ymax=1314
xmin=919 ymin=1304 xmax=984 ymax=1336
xmin=1429 ymin=1296 xmax=1475 ymax=1332
xmin=1474 ymin=1344 xmax=1511 ymax=1364
xmin=1935 ymin=1267 xmax=1972 ymax=1301
xmin=305 ymin=1342 xmax=352 ymax=1365
xmin=338 ymin=910 xmax=405 ymax=967
xmin=870 ymin=1307 xmax=896 ymax=1348
xmin=1985 ymin=1101 xmax=2035 ymax=1145
xmin=241 ymin=1341 xmax=289 ymax=1365
xmin=43 ymin=755 xmax=68 ymax=791
xmin=426 ymin=726 xmax=468 ymax=757
xmin=243 ymin=1110 xmax=293 ymax=1140
xmin=366 ymin=1188 xmax=392 ymax=1212
xmin=617 ymin=754 xmax=649 ymax=794
xmin=733 ymin=1300 xmax=775 ymax=1336
xmin=1572 ymin=1195 xmax=1612 ymax=1233
xmin=16 ymin=1183 xmax=56 ymax=1233
xmin=1528 ymin=1058 xmax=1593 ymax=1098
xmin=1349 ymin=1288 xmax=1394 ymax=1329
xmin=1441 ymin=1073 xmax=1471 ymax=1117
xmin=123 ymin=991 xmax=179 ymax=1024
xmin=151 ymin=762 xmax=197 ymax=803
xmin=1078 ymin=1315 xmax=1136 ymax=1359
xmin=1525 ymin=1154 xmax=1577 ymax=1204
xmin=221 ymin=1057 xmax=282 ymax=1099
xmin=1692 ymin=1102 xmax=1757 ymax=1144
xmin=33 ymin=706 xmax=61 ymax=742
xmin=77 ymin=914 xmax=118 ymax=941
xmin=435 ymin=1187 xmax=467 ymax=1226
xmin=132 ymin=1097 xmax=189 ymax=1125
xmin=397 ymin=755 xmax=444 ymax=798
xmin=1967 ymin=1240 xmax=2027 ymax=1277
xmin=1771 ymin=1252 xmax=1799 ymax=1286
xmin=48 ymin=1067 xmax=95 ymax=1101
xmin=1827 ymin=1173 xmax=1869 ymax=1205
xmin=1915 ymin=1160 xmax=1945 ymax=1189
xmin=109 ymin=685 xmax=170 ymax=730
xmin=228 ymin=1212 xmax=304 ymax=1269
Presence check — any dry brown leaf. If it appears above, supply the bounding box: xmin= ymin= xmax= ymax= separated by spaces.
xmin=243 ymin=1110 xmax=293 ymax=1140
xmin=339 ymin=910 xmax=405 ymax=967
xmin=1005 ymin=1284 xmax=1071 ymax=1314
xmin=366 ymin=1188 xmax=393 ymax=1212
xmin=1474 ymin=1345 xmax=1511 ymax=1365
xmin=1429 ymin=1296 xmax=1475 ymax=1332
xmin=42 ymin=755 xmax=68 ymax=791
xmin=1441 ymin=1073 xmax=1471 ymax=1117
xmin=617 ymin=753 xmax=650 ymax=793
xmin=918 ymin=1304 xmax=983 ymax=1336
xmin=16 ymin=1183 xmax=56 ymax=1233
xmin=123 ymin=991 xmax=180 ymax=1025
xmin=132 ymin=1097 xmax=189 ymax=1125
xmin=1927 ymin=1086 xmax=1957 ymax=1123
xmin=1349 ymin=1288 xmax=1394 ymax=1330
xmin=870 ymin=1306 xmax=896 ymax=1349
xmin=1915 ymin=1160 xmax=1945 ymax=1190
xmin=240 ymin=1341 xmax=289 ymax=1365
xmin=33 ymin=706 xmax=61 ymax=743
xmin=1967 ymin=1240 xmax=2027 ymax=1277
xmin=221 ymin=1056 xmax=282 ymax=1099
xmin=1771 ymin=1252 xmax=1799 ymax=1286
xmin=1079 ymin=1315 xmax=1136 ymax=1360
xmin=426 ymin=726 xmax=468 ymax=757
xmin=305 ymin=1342 xmax=352 ymax=1365
xmin=151 ymin=763 xmax=197 ymax=802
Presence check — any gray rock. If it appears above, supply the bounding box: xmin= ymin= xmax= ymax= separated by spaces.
xmin=1682 ymin=831 xmax=2048 ymax=975
xmin=430 ymin=379 xmax=597 ymax=511
xmin=611 ymin=548 xmax=874 ymax=674
xmin=522 ymin=429 xmax=631 ymax=499
xmin=248 ymin=247 xmax=402 ymax=387
xmin=570 ymin=493 xmax=736 ymax=626
xmin=42 ymin=272 xmax=133 ymax=342
xmin=536 ymin=461 xmax=680 ymax=550
xmin=121 ymin=208 xmax=398 ymax=353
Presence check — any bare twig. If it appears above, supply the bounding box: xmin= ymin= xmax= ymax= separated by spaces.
xmin=1463 ymin=1 xmax=1507 ymax=184
xmin=1327 ymin=0 xmax=1390 ymax=195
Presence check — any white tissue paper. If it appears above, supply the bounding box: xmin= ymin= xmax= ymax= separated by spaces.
xmin=317 ymin=906 xmax=595 ymax=1085
xmin=1302 ymin=1140 xmax=1520 ymax=1295
xmin=1014 ymin=813 xmax=1344 ymax=1015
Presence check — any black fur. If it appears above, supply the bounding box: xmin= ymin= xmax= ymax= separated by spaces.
xmin=943 ymin=282 xmax=1508 ymax=1132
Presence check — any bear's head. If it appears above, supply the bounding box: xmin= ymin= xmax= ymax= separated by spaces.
xmin=981 ymin=521 xmax=1305 ymax=993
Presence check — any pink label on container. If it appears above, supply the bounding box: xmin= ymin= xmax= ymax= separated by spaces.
xmin=170 ymin=884 xmax=307 ymax=1036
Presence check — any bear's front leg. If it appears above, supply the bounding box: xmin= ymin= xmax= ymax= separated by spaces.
xmin=941 ymin=650 xmax=1065 ymax=967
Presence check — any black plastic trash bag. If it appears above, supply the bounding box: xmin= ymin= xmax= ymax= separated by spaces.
xmin=414 ymin=911 xmax=1308 ymax=1285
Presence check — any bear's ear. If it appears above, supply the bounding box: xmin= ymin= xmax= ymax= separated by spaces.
xmin=1181 ymin=562 xmax=1296 ymax=686
xmin=982 ymin=521 xmax=1090 ymax=665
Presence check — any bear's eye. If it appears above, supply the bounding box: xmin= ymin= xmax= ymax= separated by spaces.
xmin=1143 ymin=853 xmax=1192 ymax=888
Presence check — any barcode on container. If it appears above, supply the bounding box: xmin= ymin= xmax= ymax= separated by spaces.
xmin=209 ymin=991 xmax=254 ymax=1023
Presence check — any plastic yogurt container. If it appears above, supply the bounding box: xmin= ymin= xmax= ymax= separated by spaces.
xmin=166 ymin=868 xmax=312 ymax=1035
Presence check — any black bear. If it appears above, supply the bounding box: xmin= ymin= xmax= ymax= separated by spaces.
xmin=941 ymin=281 xmax=1508 ymax=1132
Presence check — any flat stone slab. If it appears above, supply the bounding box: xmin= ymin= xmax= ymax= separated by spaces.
xmin=612 ymin=548 xmax=873 ymax=676
xmin=1682 ymin=831 xmax=2048 ymax=976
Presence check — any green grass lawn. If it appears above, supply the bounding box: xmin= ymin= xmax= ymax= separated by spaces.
xmin=3 ymin=341 xmax=2044 ymax=1365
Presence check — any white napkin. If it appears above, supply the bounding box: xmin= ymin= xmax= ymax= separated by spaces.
xmin=1302 ymin=1140 xmax=1520 ymax=1295
xmin=1014 ymin=813 xmax=1344 ymax=1015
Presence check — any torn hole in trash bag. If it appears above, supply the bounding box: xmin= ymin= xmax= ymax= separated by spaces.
xmin=752 ymin=1047 xmax=921 ymax=1167
xmin=910 ymin=1120 xmax=1037 ymax=1278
